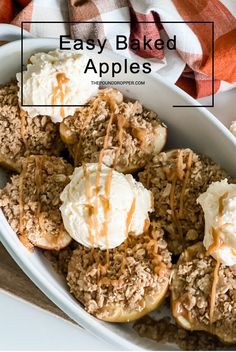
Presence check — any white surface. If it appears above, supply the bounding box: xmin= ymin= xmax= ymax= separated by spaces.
xmin=0 ymin=289 xmax=116 ymax=351
xmin=0 ymin=35 xmax=236 ymax=351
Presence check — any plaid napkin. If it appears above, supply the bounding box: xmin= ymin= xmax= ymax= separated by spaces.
xmin=12 ymin=0 xmax=236 ymax=99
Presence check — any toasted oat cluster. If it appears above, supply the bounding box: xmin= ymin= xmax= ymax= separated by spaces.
xmin=0 ymin=82 xmax=63 ymax=172
xmin=60 ymin=88 xmax=167 ymax=173
xmin=171 ymin=242 xmax=236 ymax=344
xmin=139 ymin=149 xmax=229 ymax=254
xmin=0 ymin=155 xmax=72 ymax=250
xmin=67 ymin=222 xmax=172 ymax=322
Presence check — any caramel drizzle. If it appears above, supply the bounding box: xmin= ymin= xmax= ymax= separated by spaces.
xmin=97 ymin=97 xmax=118 ymax=263
xmin=95 ymin=104 xmax=115 ymax=251
xmin=86 ymin=93 xmax=167 ymax=278
xmin=115 ymin=113 xmax=136 ymax=270
xmin=115 ymin=114 xmax=126 ymax=165
xmin=166 ymin=150 xmax=193 ymax=243
xmin=208 ymin=192 xmax=228 ymax=324
xmin=169 ymin=175 xmax=181 ymax=236
xmin=132 ymin=127 xmax=147 ymax=149
xmin=52 ymin=73 xmax=69 ymax=118
xmin=207 ymin=227 xmax=223 ymax=256
xmin=126 ymin=198 xmax=136 ymax=235
xmin=83 ymin=93 xmax=137 ymax=270
xmin=207 ymin=192 xmax=228 ymax=256
xmin=168 ymin=151 xmax=183 ymax=239
xmin=179 ymin=151 xmax=193 ymax=218
xmin=209 ymin=258 xmax=220 ymax=324
xmin=147 ymin=228 xmax=167 ymax=276
xmin=83 ymin=95 xmax=118 ymax=255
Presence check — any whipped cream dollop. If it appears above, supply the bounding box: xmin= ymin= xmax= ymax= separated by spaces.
xmin=17 ymin=49 xmax=100 ymax=123
xmin=60 ymin=163 xmax=153 ymax=249
xmin=197 ymin=179 xmax=236 ymax=266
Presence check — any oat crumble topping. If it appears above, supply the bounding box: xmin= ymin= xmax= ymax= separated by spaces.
xmin=139 ymin=149 xmax=230 ymax=254
xmin=0 ymin=155 xmax=72 ymax=250
xmin=0 ymin=82 xmax=64 ymax=171
xmin=0 ymin=80 xmax=235 ymax=348
xmin=60 ymin=88 xmax=166 ymax=172
xmin=171 ymin=242 xmax=236 ymax=344
xmin=67 ymin=222 xmax=171 ymax=319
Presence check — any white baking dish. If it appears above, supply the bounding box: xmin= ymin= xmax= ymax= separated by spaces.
xmin=0 ymin=26 xmax=236 ymax=350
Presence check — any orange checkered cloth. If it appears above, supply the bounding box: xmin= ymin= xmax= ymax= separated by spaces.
xmin=12 ymin=0 xmax=236 ymax=99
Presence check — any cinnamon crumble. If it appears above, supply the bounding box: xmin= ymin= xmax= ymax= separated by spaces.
xmin=139 ymin=149 xmax=230 ymax=254
xmin=67 ymin=222 xmax=172 ymax=321
xmin=0 ymin=82 xmax=64 ymax=172
xmin=0 ymin=155 xmax=73 ymax=250
xmin=171 ymin=242 xmax=236 ymax=344
xmin=60 ymin=88 xmax=166 ymax=173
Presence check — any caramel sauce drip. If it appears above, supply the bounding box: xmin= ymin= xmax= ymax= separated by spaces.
xmin=146 ymin=229 xmax=167 ymax=277
xmin=143 ymin=218 xmax=150 ymax=233
xmin=207 ymin=192 xmax=228 ymax=256
xmin=95 ymin=100 xmax=115 ymax=247
xmin=52 ymin=73 xmax=69 ymax=118
xmin=166 ymin=150 xmax=193 ymax=244
xmin=207 ymin=227 xmax=223 ymax=255
xmin=73 ymin=94 xmax=111 ymax=165
xmin=126 ymin=198 xmax=136 ymax=237
xmin=95 ymin=103 xmax=115 ymax=192
xmin=81 ymin=95 xmax=108 ymax=132
xmin=94 ymin=94 xmax=138 ymax=269
xmin=132 ymin=127 xmax=147 ymax=149
xmin=83 ymin=94 xmax=140 ymax=272
xmin=114 ymin=114 xmax=126 ymax=165
xmin=84 ymin=96 xmax=118 ymax=253
xmin=179 ymin=151 xmax=193 ymax=218
xmin=208 ymin=192 xmax=228 ymax=324
xmin=209 ymin=258 xmax=220 ymax=324
xmin=18 ymin=160 xmax=33 ymax=250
